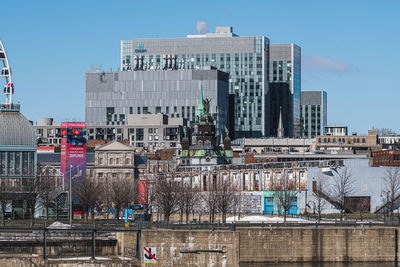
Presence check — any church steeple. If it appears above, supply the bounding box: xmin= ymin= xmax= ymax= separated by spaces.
xmin=195 ymin=85 xmax=205 ymax=122
xmin=277 ymin=106 xmax=284 ymax=138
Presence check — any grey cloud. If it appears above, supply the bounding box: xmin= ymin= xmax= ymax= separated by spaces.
xmin=303 ymin=54 xmax=353 ymax=74
xmin=196 ymin=21 xmax=208 ymax=34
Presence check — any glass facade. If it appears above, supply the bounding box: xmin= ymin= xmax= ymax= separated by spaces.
xmin=269 ymin=44 xmax=301 ymax=137
xmin=121 ymin=34 xmax=269 ymax=138
xmin=0 ymin=151 xmax=35 ymax=177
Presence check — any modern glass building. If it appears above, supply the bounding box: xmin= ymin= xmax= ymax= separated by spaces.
xmin=269 ymin=44 xmax=301 ymax=137
xmin=121 ymin=26 xmax=270 ymax=138
xmin=300 ymin=91 xmax=327 ymax=138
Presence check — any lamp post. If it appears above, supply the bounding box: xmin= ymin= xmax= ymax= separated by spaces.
xmin=69 ymin=164 xmax=83 ymax=226
xmin=69 ymin=164 xmax=72 ymax=226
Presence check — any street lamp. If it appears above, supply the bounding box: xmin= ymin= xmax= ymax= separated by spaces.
xmin=69 ymin=164 xmax=82 ymax=226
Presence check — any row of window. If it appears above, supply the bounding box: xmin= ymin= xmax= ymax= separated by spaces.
xmin=375 ymin=154 xmax=400 ymax=162
xmin=133 ymin=142 xmax=176 ymax=148
xmin=318 ymin=137 xmax=367 ymax=143
xmin=97 ymin=172 xmax=131 ymax=178
xmin=98 ymin=156 xmax=132 ymax=165
xmin=0 ymin=151 xmax=35 ymax=176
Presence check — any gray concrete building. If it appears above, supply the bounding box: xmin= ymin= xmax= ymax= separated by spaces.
xmin=121 ymin=26 xmax=270 ymax=138
xmin=301 ymin=91 xmax=327 ymax=138
xmin=35 ymin=114 xmax=186 ymax=149
xmin=85 ymin=69 xmax=229 ymax=139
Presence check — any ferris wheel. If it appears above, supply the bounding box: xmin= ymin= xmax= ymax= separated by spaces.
xmin=0 ymin=39 xmax=14 ymax=105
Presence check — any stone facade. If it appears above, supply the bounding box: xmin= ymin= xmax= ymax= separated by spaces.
xmin=93 ymin=141 xmax=136 ymax=180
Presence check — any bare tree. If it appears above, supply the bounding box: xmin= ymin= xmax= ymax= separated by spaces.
xmin=177 ymin=183 xmax=199 ymax=223
xmin=203 ymin=184 xmax=218 ymax=224
xmin=152 ymin=177 xmax=179 ymax=223
xmin=372 ymin=126 xmax=397 ymax=136
xmin=330 ymin=167 xmax=354 ymax=215
xmin=0 ymin=180 xmax=12 ymax=225
xmin=73 ymin=176 xmax=101 ymax=221
xmin=215 ymin=177 xmax=239 ymax=223
xmin=272 ymin=170 xmax=298 ymax=223
xmin=312 ymin=173 xmax=328 ymax=221
xmin=37 ymin=168 xmax=58 ymax=220
xmin=109 ymin=176 xmax=136 ymax=220
xmin=382 ymin=167 xmax=400 ymax=215
xmin=98 ymin=176 xmax=114 ymax=219
xmin=25 ymin=178 xmax=39 ymax=221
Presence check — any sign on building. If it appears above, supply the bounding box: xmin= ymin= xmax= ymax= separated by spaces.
xmin=143 ymin=247 xmax=157 ymax=263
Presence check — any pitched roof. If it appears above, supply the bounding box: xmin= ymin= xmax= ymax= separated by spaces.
xmin=94 ymin=140 xmax=134 ymax=151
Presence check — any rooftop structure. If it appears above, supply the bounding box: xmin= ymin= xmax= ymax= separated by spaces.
xmin=325 ymin=125 xmax=348 ymax=136
xmin=179 ymin=87 xmax=232 ymax=166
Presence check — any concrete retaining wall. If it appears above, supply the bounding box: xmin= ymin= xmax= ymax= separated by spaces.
xmin=117 ymin=227 xmax=400 ymax=265
xmin=141 ymin=229 xmax=239 ymax=267
xmin=239 ymin=227 xmax=397 ymax=263
xmin=0 ymin=232 xmax=117 ymax=257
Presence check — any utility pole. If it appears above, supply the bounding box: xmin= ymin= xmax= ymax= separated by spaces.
xmin=69 ymin=164 xmax=72 ymax=226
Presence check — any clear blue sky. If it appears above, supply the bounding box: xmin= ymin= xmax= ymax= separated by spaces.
xmin=1 ymin=0 xmax=399 ymax=134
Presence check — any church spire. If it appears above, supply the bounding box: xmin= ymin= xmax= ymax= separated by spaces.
xmin=198 ymin=85 xmax=204 ymax=111
xmin=277 ymin=106 xmax=284 ymax=138
xmin=195 ymin=84 xmax=205 ymax=122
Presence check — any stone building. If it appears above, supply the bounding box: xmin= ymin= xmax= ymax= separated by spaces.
xmin=93 ymin=141 xmax=136 ymax=180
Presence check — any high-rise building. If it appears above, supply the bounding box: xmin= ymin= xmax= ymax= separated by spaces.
xmin=121 ymin=26 xmax=270 ymax=138
xmin=85 ymin=69 xmax=230 ymax=139
xmin=301 ymin=91 xmax=327 ymax=138
xmin=269 ymin=44 xmax=301 ymax=137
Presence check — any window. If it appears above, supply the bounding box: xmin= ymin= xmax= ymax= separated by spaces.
xmin=129 ymin=107 xmax=133 ymax=114
xmin=154 ymin=135 xmax=159 ymax=141
xmin=116 ymin=158 xmax=120 ymax=164
xmin=154 ymin=128 xmax=159 ymax=134
xmin=137 ymin=107 xmax=141 ymax=114
xmin=143 ymin=107 xmax=148 ymax=114
xmin=166 ymin=106 xmax=169 ymax=114
xmin=148 ymin=135 xmax=153 ymax=141
xmin=98 ymin=173 xmax=103 ymax=178
xmin=156 ymin=106 xmax=161 ymax=113
xmin=148 ymin=128 xmax=153 ymax=134
xmin=125 ymin=158 xmax=130 ymax=164
xmin=109 ymin=158 xmax=114 ymax=164
xmin=99 ymin=158 xmax=103 ymax=164
xmin=112 ymin=173 xmax=117 ymax=178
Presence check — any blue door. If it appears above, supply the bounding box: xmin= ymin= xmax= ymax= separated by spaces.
xmin=264 ymin=197 xmax=274 ymax=215
xmin=288 ymin=197 xmax=298 ymax=215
